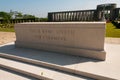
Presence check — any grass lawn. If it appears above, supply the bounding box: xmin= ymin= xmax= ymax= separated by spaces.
xmin=106 ymin=23 xmax=120 ymax=38
xmin=0 ymin=28 xmax=15 ymax=32
xmin=0 ymin=23 xmax=15 ymax=32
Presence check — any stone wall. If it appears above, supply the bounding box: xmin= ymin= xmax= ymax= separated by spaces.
xmin=15 ymin=22 xmax=106 ymax=60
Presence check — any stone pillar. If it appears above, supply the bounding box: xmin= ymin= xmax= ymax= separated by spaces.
xmin=59 ymin=13 xmax=62 ymax=21
xmin=88 ymin=11 xmax=90 ymax=21
xmin=71 ymin=12 xmax=73 ymax=21
xmin=83 ymin=12 xmax=86 ymax=21
xmin=48 ymin=13 xmax=53 ymax=22
xmin=64 ymin=13 xmax=66 ymax=21
xmin=62 ymin=13 xmax=64 ymax=21
xmin=59 ymin=13 xmax=61 ymax=21
xmin=57 ymin=13 xmax=59 ymax=21
xmin=75 ymin=12 xmax=77 ymax=21
xmin=72 ymin=12 xmax=74 ymax=21
xmin=76 ymin=12 xmax=79 ymax=21
xmin=66 ymin=12 xmax=68 ymax=21
xmin=90 ymin=11 xmax=92 ymax=21
xmin=55 ymin=13 xmax=57 ymax=21
xmin=83 ymin=12 xmax=85 ymax=21
xmin=63 ymin=13 xmax=65 ymax=21
xmin=54 ymin=13 xmax=56 ymax=22
xmin=53 ymin=13 xmax=55 ymax=21
xmin=69 ymin=12 xmax=72 ymax=21
xmin=84 ymin=12 xmax=86 ymax=21
xmin=67 ymin=12 xmax=69 ymax=21
xmin=80 ymin=12 xmax=82 ymax=21
xmin=87 ymin=11 xmax=89 ymax=21
xmin=77 ymin=12 xmax=80 ymax=21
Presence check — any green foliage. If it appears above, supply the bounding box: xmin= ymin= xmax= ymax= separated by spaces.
xmin=0 ymin=12 xmax=11 ymax=23
xmin=119 ymin=14 xmax=120 ymax=18
xmin=23 ymin=14 xmax=36 ymax=19
xmin=105 ymin=13 xmax=110 ymax=20
xmin=0 ymin=11 xmax=39 ymax=20
xmin=106 ymin=23 xmax=120 ymax=38
xmin=0 ymin=11 xmax=48 ymax=23
xmin=15 ymin=12 xmax=23 ymax=19
xmin=111 ymin=21 xmax=120 ymax=29
xmin=0 ymin=28 xmax=14 ymax=32
xmin=39 ymin=18 xmax=48 ymax=22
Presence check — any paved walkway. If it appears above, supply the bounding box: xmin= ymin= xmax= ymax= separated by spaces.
xmin=0 ymin=68 xmax=36 ymax=80
xmin=0 ymin=42 xmax=120 ymax=80
xmin=105 ymin=37 xmax=120 ymax=44
xmin=0 ymin=32 xmax=15 ymax=45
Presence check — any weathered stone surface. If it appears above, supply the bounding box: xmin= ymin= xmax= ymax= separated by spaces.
xmin=15 ymin=22 xmax=106 ymax=60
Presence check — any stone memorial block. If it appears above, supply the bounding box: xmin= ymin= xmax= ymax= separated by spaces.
xmin=15 ymin=22 xmax=106 ymax=60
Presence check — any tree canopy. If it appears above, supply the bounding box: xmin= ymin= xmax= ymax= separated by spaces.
xmin=0 ymin=12 xmax=11 ymax=20
xmin=0 ymin=11 xmax=48 ymax=23
xmin=0 ymin=11 xmax=37 ymax=20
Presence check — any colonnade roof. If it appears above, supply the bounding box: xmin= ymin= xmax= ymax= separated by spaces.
xmin=97 ymin=3 xmax=116 ymax=6
xmin=49 ymin=9 xmax=96 ymax=14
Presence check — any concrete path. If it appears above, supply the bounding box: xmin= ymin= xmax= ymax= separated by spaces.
xmin=0 ymin=56 xmax=91 ymax=80
xmin=0 ymin=32 xmax=15 ymax=45
xmin=0 ymin=42 xmax=120 ymax=80
xmin=0 ymin=68 xmax=37 ymax=80
xmin=0 ymin=43 xmax=92 ymax=80
xmin=105 ymin=37 xmax=120 ymax=44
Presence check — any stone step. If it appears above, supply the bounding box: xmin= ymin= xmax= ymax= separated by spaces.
xmin=0 ymin=53 xmax=114 ymax=80
xmin=0 ymin=68 xmax=37 ymax=80
xmin=0 ymin=57 xmax=91 ymax=80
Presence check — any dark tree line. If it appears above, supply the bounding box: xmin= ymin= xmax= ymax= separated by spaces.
xmin=112 ymin=21 xmax=120 ymax=29
xmin=0 ymin=11 xmax=48 ymax=23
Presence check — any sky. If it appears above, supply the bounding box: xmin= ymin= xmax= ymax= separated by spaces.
xmin=0 ymin=0 xmax=120 ymax=18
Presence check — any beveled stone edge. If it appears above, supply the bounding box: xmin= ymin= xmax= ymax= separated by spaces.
xmin=15 ymin=41 xmax=106 ymax=61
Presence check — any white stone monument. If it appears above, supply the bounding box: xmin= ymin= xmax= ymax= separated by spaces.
xmin=15 ymin=22 xmax=106 ymax=60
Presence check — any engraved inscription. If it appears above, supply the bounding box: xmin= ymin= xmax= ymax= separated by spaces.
xmin=29 ymin=28 xmax=75 ymax=41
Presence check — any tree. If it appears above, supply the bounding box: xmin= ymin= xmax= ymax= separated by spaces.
xmin=23 ymin=14 xmax=36 ymax=19
xmin=15 ymin=12 xmax=23 ymax=19
xmin=105 ymin=13 xmax=110 ymax=20
xmin=39 ymin=18 xmax=48 ymax=22
xmin=118 ymin=14 xmax=120 ymax=20
xmin=0 ymin=12 xmax=11 ymax=23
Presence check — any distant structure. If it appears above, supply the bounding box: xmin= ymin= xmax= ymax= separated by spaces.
xmin=48 ymin=3 xmax=120 ymax=22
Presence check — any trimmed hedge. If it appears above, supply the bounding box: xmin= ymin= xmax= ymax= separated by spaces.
xmin=111 ymin=21 xmax=120 ymax=29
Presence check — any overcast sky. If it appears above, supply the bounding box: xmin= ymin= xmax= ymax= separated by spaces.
xmin=0 ymin=0 xmax=120 ymax=18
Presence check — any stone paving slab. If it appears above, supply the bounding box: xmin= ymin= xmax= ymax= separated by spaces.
xmin=0 ymin=57 xmax=90 ymax=80
xmin=0 ymin=68 xmax=36 ymax=80
xmin=0 ymin=42 xmax=120 ymax=79
xmin=105 ymin=38 xmax=120 ymax=44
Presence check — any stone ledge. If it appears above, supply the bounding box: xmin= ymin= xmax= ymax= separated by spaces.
xmin=15 ymin=41 xmax=106 ymax=60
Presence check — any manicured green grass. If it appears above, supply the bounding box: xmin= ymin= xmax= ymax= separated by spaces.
xmin=0 ymin=28 xmax=15 ymax=32
xmin=106 ymin=23 xmax=120 ymax=38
